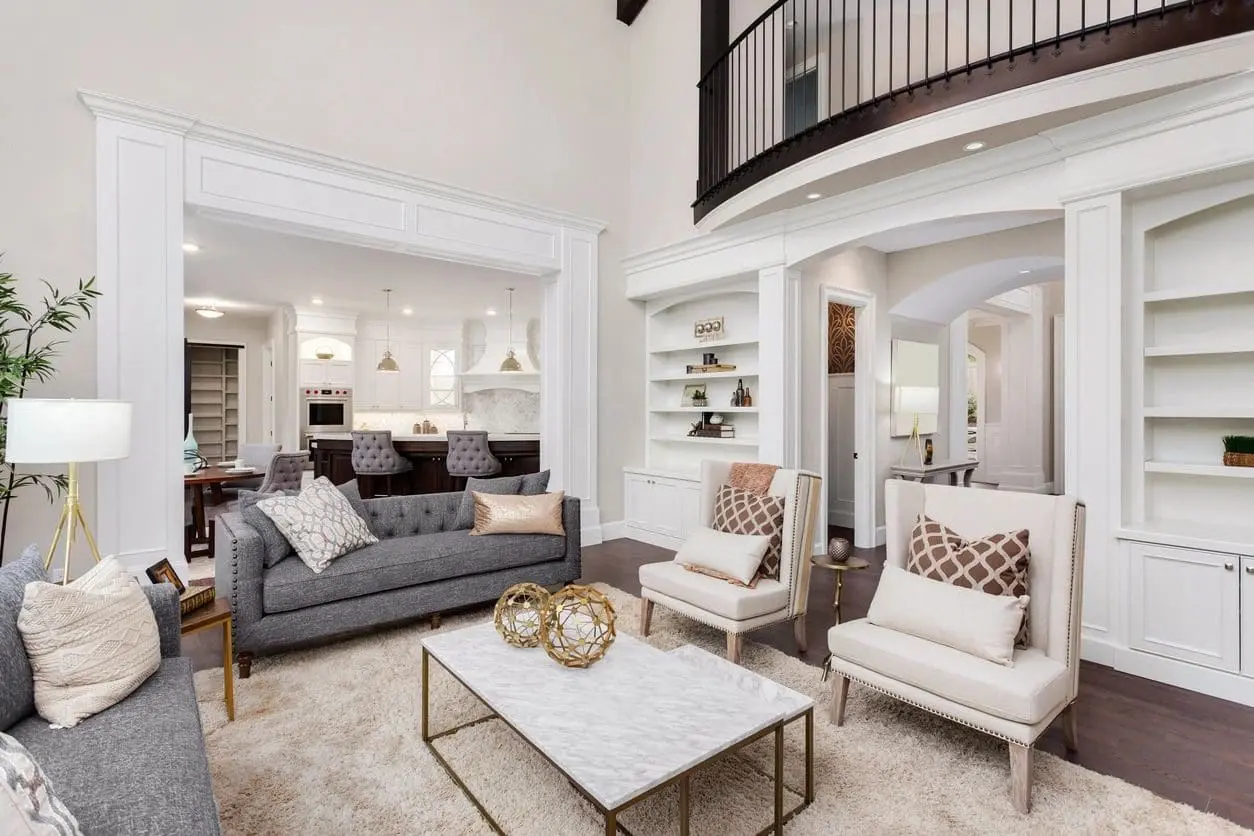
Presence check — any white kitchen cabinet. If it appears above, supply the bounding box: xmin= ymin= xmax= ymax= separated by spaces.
xmin=623 ymin=469 xmax=702 ymax=548
xmin=299 ymin=358 xmax=353 ymax=388
xmin=1243 ymin=557 xmax=1254 ymax=678
xmin=396 ymin=342 xmax=425 ymax=409
xmin=354 ymin=343 xmax=378 ymax=408
xmin=1129 ymin=543 xmax=1241 ymax=672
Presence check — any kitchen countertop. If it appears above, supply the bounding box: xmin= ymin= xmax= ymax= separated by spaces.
xmin=311 ymin=433 xmax=540 ymax=442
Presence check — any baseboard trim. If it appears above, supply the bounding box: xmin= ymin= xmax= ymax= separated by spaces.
xmin=615 ymin=524 xmax=683 ymax=552
xmin=599 ymin=520 xmax=628 ymax=542
xmin=1083 ymin=633 xmax=1254 ymax=707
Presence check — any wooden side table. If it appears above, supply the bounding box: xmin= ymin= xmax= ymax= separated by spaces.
xmin=181 ymin=595 xmax=234 ymax=721
xmin=810 ymin=555 xmax=870 ymax=624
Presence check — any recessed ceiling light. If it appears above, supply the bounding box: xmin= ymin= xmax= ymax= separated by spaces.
xmin=401 ymin=306 xmax=413 ymax=316
xmin=194 ymin=305 xmax=224 ymax=319
xmin=806 ymin=192 xmax=822 ymax=200
xmin=182 ymin=242 xmax=200 ymax=253
xmin=311 ymin=297 xmax=323 ymax=306
xmin=1018 ymin=269 xmax=1031 ymax=275
xmin=963 ymin=141 xmax=987 ymax=152
xmin=485 ymin=308 xmax=498 ymax=317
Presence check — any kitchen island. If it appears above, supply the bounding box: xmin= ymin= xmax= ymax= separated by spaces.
xmin=309 ymin=433 xmax=541 ymax=496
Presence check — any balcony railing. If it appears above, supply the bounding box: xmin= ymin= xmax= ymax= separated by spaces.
xmin=695 ymin=0 xmax=1254 ymax=222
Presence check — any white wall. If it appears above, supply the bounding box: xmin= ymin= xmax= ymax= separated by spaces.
xmin=0 ymin=0 xmax=635 ymax=561
xmin=184 ymin=311 xmax=269 ymax=445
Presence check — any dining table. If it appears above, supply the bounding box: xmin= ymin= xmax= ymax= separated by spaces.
xmin=184 ymin=465 xmax=254 ymax=559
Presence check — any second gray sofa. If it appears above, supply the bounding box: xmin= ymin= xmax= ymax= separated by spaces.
xmin=216 ymin=488 xmax=581 ymax=674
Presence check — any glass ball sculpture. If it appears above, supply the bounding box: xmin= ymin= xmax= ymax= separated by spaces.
xmin=542 ymin=585 xmax=617 ymax=668
xmin=828 ymin=537 xmax=852 ymax=563
xmin=493 ymin=583 xmax=551 ymax=648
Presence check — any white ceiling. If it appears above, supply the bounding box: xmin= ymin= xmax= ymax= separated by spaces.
xmin=182 ymin=213 xmax=541 ymax=320
xmin=858 ymin=210 xmax=1061 ymax=253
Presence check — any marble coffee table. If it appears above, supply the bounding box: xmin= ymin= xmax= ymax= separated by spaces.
xmin=421 ymin=622 xmax=814 ymax=835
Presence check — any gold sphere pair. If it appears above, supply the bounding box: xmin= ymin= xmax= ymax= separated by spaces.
xmin=493 ymin=583 xmax=617 ymax=668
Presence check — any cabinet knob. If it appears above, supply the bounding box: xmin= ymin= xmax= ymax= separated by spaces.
xmin=1246 ymin=565 xmax=1254 ymax=575
xmin=1224 ymin=562 xmax=1234 ymax=571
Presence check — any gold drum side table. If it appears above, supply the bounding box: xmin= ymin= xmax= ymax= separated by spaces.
xmin=809 ymin=554 xmax=870 ymax=623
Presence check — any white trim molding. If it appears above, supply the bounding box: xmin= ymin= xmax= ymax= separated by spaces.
xmin=84 ymin=91 xmax=606 ymax=567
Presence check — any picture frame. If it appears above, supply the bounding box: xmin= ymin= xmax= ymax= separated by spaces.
xmin=145 ymin=558 xmax=186 ymax=594
xmin=681 ymin=383 xmax=708 ymax=407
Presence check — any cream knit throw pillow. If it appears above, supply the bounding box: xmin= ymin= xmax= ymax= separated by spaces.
xmin=17 ymin=557 xmax=160 ymax=729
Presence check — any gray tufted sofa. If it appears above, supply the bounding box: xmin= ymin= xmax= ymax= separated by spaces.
xmin=215 ymin=487 xmax=580 ymax=674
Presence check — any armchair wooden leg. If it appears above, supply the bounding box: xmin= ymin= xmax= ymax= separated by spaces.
xmin=237 ymin=652 xmax=253 ymax=680
xmin=830 ymin=674 xmax=849 ymax=726
xmin=639 ymin=599 xmax=653 ymax=637
xmin=793 ymin=615 xmax=807 ymax=654
xmin=1061 ymin=701 xmax=1079 ymax=753
xmin=725 ymin=632 xmax=743 ymax=664
xmin=1009 ymin=743 xmax=1034 ymax=814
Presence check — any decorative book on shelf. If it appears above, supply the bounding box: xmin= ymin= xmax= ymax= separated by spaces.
xmin=685 ymin=363 xmax=737 ymax=374
xmin=688 ymin=416 xmax=735 ymax=439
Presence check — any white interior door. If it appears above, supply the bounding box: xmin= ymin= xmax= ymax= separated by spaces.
xmin=828 ymin=374 xmax=856 ymax=529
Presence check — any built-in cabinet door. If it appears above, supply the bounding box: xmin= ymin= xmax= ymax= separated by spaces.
xmin=624 ymin=473 xmax=693 ymax=541
xmin=396 ymin=342 xmax=425 ymax=409
xmin=299 ymin=359 xmax=327 ymax=387
xmin=1243 ymin=557 xmax=1254 ymax=678
xmin=1129 ymin=543 xmax=1241 ymax=672
xmin=624 ymin=473 xmax=650 ymax=530
xmin=326 ymin=360 xmax=353 ymax=387
xmin=678 ymin=484 xmax=703 ymax=540
xmin=354 ymin=346 xmax=378 ymax=409
xmin=374 ymin=365 xmax=401 ymax=410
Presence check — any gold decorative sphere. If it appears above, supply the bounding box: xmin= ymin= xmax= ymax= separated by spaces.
xmin=542 ymin=585 xmax=616 ymax=668
xmin=493 ymin=583 xmax=551 ymax=648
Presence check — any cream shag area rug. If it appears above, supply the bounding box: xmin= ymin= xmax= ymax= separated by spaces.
xmin=194 ymin=586 xmax=1246 ymax=835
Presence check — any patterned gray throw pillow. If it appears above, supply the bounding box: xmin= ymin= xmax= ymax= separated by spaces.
xmin=0 ymin=731 xmax=83 ymax=835
xmin=257 ymin=478 xmax=379 ymax=573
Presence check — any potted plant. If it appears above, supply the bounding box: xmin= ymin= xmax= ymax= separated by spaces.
xmin=1222 ymin=435 xmax=1254 ymax=468
xmin=0 ymin=262 xmax=100 ymax=562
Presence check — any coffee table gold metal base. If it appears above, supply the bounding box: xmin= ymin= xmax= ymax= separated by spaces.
xmin=422 ymin=647 xmax=814 ymax=835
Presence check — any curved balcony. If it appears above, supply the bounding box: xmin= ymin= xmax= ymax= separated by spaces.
xmin=694 ymin=0 xmax=1254 ymax=223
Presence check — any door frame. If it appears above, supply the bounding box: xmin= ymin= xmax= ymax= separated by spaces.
xmin=262 ymin=339 xmax=276 ymax=444
xmin=185 ymin=339 xmax=248 ymax=447
xmin=817 ymin=284 xmax=876 ymax=550
xmin=967 ymin=342 xmax=987 ymax=483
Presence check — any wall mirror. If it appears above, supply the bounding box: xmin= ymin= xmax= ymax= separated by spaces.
xmin=891 ymin=339 xmax=940 ymax=438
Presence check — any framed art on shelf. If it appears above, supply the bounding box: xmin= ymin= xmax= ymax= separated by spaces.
xmin=145 ymin=558 xmax=186 ymax=593
xmin=681 ymin=384 xmax=709 ymax=408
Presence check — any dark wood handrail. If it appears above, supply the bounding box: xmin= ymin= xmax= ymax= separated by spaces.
xmin=694 ymin=1 xmax=1254 ymax=223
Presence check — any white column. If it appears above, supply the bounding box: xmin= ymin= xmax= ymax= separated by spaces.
xmin=94 ymin=116 xmax=190 ymax=578
xmin=1065 ymin=193 xmax=1125 ymax=649
xmin=758 ymin=265 xmax=801 ymax=467
xmin=998 ymin=290 xmax=1049 ymax=492
xmin=939 ymin=313 xmax=969 ymax=463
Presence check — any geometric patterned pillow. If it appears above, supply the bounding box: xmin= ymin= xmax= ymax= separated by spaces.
xmin=0 ymin=732 xmax=83 ymax=834
xmin=257 ymin=477 xmax=379 ymax=574
xmin=907 ymin=515 xmax=1031 ymax=647
xmin=711 ymin=484 xmax=785 ymax=580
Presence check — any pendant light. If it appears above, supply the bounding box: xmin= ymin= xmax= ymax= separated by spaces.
xmin=377 ymin=288 xmax=399 ymax=372
xmin=499 ymin=287 xmax=523 ymax=372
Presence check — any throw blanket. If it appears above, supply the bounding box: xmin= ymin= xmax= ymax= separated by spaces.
xmin=727 ymin=462 xmax=779 ymax=496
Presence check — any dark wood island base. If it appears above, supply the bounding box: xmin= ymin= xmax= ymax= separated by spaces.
xmin=310 ymin=435 xmax=541 ymax=497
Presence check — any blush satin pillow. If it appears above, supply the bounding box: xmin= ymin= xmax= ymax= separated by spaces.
xmin=469 ymin=491 xmax=565 ymax=536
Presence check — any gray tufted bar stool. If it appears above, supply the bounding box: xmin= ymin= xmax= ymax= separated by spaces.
xmin=256 ymin=451 xmax=308 ymax=494
xmin=351 ymin=431 xmax=414 ymax=498
xmin=445 ymin=430 xmax=502 ymax=490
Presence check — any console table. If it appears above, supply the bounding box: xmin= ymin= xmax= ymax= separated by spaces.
xmin=890 ymin=459 xmax=980 ymax=487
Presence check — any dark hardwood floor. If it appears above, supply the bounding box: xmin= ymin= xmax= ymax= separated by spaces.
xmin=185 ymin=534 xmax=1254 ymax=828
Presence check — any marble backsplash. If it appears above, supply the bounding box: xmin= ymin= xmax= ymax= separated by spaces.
xmin=354 ymin=388 xmax=539 ymax=435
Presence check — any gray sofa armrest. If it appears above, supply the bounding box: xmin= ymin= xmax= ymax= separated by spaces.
xmin=562 ymin=496 xmax=582 ymax=577
xmin=142 ymin=583 xmax=182 ymax=658
xmin=215 ymin=512 xmax=266 ymax=650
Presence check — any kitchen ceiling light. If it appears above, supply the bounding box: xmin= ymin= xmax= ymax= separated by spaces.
xmin=311 ymin=297 xmax=323 ymax=305
xmin=806 ymin=192 xmax=822 ymax=200
xmin=377 ymin=288 xmax=400 ymax=373
xmin=485 ymin=308 xmax=498 ymax=316
xmin=194 ymin=305 xmax=224 ymax=319
xmin=499 ymin=288 xmax=523 ymax=373
xmin=963 ymin=141 xmax=987 ymax=152
xmin=182 ymin=242 xmax=200 ymax=253
xmin=1018 ymin=269 xmax=1031 ymax=275
xmin=402 ymin=306 xmax=413 ymax=316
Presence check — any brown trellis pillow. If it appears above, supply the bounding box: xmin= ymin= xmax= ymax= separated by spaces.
xmin=907 ymin=516 xmax=1031 ymax=647
xmin=712 ymin=484 xmax=785 ymax=580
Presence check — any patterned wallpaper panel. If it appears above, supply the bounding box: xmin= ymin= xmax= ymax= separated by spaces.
xmin=828 ymin=302 xmax=857 ymax=374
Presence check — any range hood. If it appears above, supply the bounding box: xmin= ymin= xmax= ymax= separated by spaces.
xmin=462 ymin=318 xmax=539 ymax=392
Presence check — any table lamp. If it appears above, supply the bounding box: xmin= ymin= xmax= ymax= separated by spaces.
xmin=4 ymin=399 xmax=132 ymax=583
xmin=895 ymin=386 xmax=939 ymax=469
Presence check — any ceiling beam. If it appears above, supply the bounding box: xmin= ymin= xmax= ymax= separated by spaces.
xmin=617 ymin=0 xmax=648 ymax=25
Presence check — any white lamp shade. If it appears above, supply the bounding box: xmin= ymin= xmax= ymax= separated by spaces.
xmin=4 ymin=399 xmax=132 ymax=464
xmin=895 ymin=386 xmax=939 ymax=415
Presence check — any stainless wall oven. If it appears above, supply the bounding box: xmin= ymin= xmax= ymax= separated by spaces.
xmin=301 ymin=387 xmax=353 ymax=448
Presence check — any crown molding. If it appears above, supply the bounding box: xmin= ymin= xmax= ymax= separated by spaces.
xmin=77 ymin=90 xmax=607 ymax=236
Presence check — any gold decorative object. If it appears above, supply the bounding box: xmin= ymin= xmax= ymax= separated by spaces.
xmin=542 ymin=585 xmax=616 ymax=668
xmin=493 ymin=583 xmax=551 ymax=648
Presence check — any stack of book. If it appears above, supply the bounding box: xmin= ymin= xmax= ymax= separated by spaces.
xmin=689 ymin=422 xmax=735 ymax=439
xmin=685 ymin=362 xmax=737 ymax=374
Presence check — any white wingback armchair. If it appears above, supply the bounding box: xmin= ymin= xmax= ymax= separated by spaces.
xmin=638 ymin=461 xmax=821 ymax=664
xmin=827 ymin=480 xmax=1085 ymax=813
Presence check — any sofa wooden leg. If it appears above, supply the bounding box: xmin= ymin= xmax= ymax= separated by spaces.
xmin=430 ymin=613 xmax=441 ymax=630
xmin=725 ymin=632 xmax=743 ymax=665
xmin=793 ymin=615 xmax=807 ymax=654
xmin=1061 ymin=701 xmax=1079 ymax=753
xmin=1009 ymin=743 xmax=1033 ymax=814
xmin=830 ymin=674 xmax=849 ymax=726
xmin=639 ymin=599 xmax=653 ymax=637
xmin=237 ymin=652 xmax=253 ymax=680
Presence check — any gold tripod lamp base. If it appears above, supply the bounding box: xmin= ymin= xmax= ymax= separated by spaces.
xmin=897 ymin=413 xmax=927 ymax=471
xmin=44 ymin=462 xmax=103 ymax=585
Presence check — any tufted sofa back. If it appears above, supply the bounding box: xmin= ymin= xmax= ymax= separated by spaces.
xmin=445 ymin=431 xmax=502 ymax=478
xmin=359 ymin=492 xmax=462 ymax=539
xmin=350 ymin=431 xmax=409 ymax=475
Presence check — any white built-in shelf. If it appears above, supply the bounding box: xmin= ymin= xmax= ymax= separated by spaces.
xmin=650 ymin=370 xmax=759 ymax=382
xmin=648 ymin=406 xmax=759 ymax=414
xmin=1144 ymin=344 xmax=1254 ymax=357
xmin=1142 ymin=286 xmax=1254 ymax=304
xmin=649 ymin=435 xmax=759 ymax=447
xmin=649 ymin=338 xmax=759 ymax=354
xmin=1144 ymin=461 xmax=1254 ymax=479
xmin=1143 ymin=406 xmax=1254 ymax=419
xmin=1118 ymin=519 xmax=1254 ymax=556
